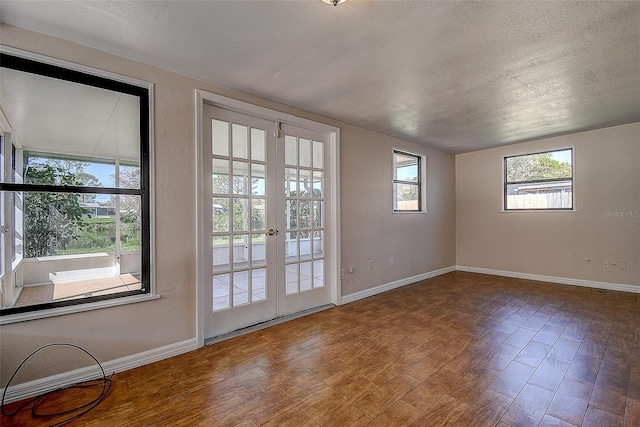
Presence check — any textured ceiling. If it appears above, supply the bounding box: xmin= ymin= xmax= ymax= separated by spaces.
xmin=1 ymin=0 xmax=639 ymax=153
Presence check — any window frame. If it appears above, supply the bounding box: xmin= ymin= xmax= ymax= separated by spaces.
xmin=392 ymin=149 xmax=426 ymax=213
xmin=0 ymin=46 xmax=155 ymax=321
xmin=503 ymin=147 xmax=575 ymax=212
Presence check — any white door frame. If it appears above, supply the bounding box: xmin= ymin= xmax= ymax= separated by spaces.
xmin=195 ymin=90 xmax=341 ymax=347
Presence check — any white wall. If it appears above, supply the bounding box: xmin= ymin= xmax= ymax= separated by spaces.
xmin=456 ymin=123 xmax=640 ymax=288
xmin=0 ymin=24 xmax=457 ymax=386
xmin=340 ymin=126 xmax=456 ymax=296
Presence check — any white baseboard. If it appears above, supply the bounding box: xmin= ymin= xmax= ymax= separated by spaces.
xmin=1 ymin=338 xmax=198 ymax=404
xmin=340 ymin=265 xmax=456 ymax=305
xmin=456 ymin=265 xmax=640 ymax=294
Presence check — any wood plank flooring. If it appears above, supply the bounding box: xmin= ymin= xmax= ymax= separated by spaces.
xmin=2 ymin=271 xmax=639 ymax=426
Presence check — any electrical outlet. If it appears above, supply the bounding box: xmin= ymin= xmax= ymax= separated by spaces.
xmin=603 ymin=259 xmax=610 ymax=269
xmin=619 ymin=259 xmax=626 ymax=270
xmin=340 ymin=269 xmax=344 ymax=280
xmin=389 ymin=258 xmax=394 ymax=269
xmin=368 ymin=260 xmax=373 ymax=270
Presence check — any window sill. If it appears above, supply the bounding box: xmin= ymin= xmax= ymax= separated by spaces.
xmin=0 ymin=293 xmax=160 ymax=325
xmin=393 ymin=210 xmax=428 ymax=214
xmin=500 ymin=209 xmax=578 ymax=213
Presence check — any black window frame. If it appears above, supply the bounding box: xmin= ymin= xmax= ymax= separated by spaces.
xmin=503 ymin=148 xmax=574 ymax=211
xmin=0 ymin=52 xmax=151 ymax=316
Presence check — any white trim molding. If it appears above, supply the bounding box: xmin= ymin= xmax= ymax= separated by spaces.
xmin=456 ymin=265 xmax=640 ymax=294
xmin=340 ymin=266 xmax=456 ymax=305
xmin=1 ymin=339 xmax=198 ymax=404
xmin=194 ymin=89 xmax=341 ymax=347
xmin=1 ymin=294 xmax=160 ymax=325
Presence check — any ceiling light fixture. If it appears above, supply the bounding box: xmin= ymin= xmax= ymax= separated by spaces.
xmin=322 ymin=0 xmax=347 ymax=6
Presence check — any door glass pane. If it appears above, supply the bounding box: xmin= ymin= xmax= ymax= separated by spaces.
xmin=213 ymin=273 xmax=230 ymax=310
xmin=285 ymin=168 xmax=297 ymax=196
xmin=298 ymin=169 xmax=311 ymax=197
xmin=232 ymin=198 xmax=248 ymax=232
xmin=313 ymin=171 xmax=323 ymax=197
xmin=314 ymin=259 xmax=324 ymax=288
xmin=313 ymin=201 xmax=323 ymax=228
xmin=251 ymin=234 xmax=266 ymax=267
xmin=285 ymin=264 xmax=298 ymax=295
xmin=212 ymin=159 xmax=229 ymax=194
xmin=213 ymin=236 xmax=229 ymax=272
xmin=212 ymin=119 xmax=229 ymax=156
xmin=299 ymin=231 xmax=312 ymax=261
xmin=232 ymin=124 xmax=248 ymax=159
xmin=251 ymin=164 xmax=265 ymax=196
xmin=285 ymin=232 xmax=298 ymax=260
xmin=300 ymin=261 xmax=312 ymax=291
xmin=213 ymin=197 xmax=229 ymax=232
xmin=286 ymin=200 xmax=297 ymax=229
xmin=233 ymin=270 xmax=249 ymax=306
xmin=252 ymin=268 xmax=266 ymax=301
xmin=299 ymin=138 xmax=311 ymax=168
xmin=313 ymin=230 xmax=324 ymax=258
xmin=285 ymin=135 xmax=297 ymax=165
xmin=251 ymin=199 xmax=265 ymax=231
xmin=232 ymin=234 xmax=249 ymax=269
xmin=313 ymin=140 xmax=323 ymax=169
xmin=298 ymin=201 xmax=311 ymax=229
xmin=251 ymin=128 xmax=265 ymax=161
xmin=232 ymin=161 xmax=248 ymax=195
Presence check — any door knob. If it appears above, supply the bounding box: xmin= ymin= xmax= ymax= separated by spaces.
xmin=267 ymin=228 xmax=276 ymax=236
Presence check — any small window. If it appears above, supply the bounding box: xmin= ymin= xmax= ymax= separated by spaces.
xmin=393 ymin=149 xmax=425 ymax=212
xmin=504 ymin=148 xmax=573 ymax=211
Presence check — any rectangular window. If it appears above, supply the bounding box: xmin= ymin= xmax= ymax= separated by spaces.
xmin=393 ymin=149 xmax=425 ymax=212
xmin=0 ymin=49 xmax=152 ymax=318
xmin=504 ymin=148 xmax=573 ymax=211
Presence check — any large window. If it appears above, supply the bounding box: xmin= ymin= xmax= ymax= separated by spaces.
xmin=504 ymin=148 xmax=573 ymax=211
xmin=393 ymin=149 xmax=425 ymax=212
xmin=0 ymin=48 xmax=152 ymax=318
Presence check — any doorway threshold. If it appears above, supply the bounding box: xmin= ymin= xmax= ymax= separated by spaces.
xmin=205 ymin=304 xmax=334 ymax=346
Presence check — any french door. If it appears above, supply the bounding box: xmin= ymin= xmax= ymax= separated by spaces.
xmin=202 ymin=105 xmax=331 ymax=339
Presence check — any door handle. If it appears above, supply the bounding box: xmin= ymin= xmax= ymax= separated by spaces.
xmin=266 ymin=228 xmax=277 ymax=236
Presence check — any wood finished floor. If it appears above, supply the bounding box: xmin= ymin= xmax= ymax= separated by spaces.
xmin=2 ymin=271 xmax=639 ymax=426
